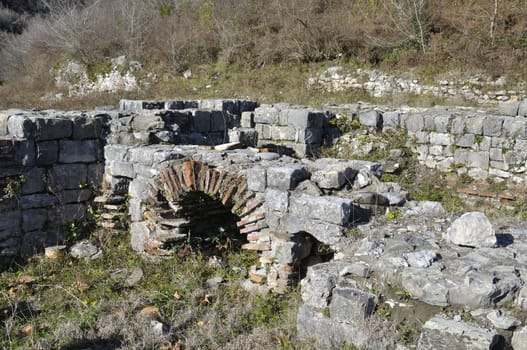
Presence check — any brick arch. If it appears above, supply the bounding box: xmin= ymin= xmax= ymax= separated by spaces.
xmin=143 ymin=160 xmax=265 ymax=254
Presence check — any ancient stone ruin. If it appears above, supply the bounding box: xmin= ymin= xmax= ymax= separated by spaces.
xmin=2 ymin=98 xmax=527 ymax=348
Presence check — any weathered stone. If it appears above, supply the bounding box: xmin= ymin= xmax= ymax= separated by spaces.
xmin=48 ymin=164 xmax=88 ymax=192
xmin=404 ymin=113 xmax=424 ymax=132
xmin=266 ymin=164 xmax=309 ymax=190
xmin=311 ymin=161 xmax=357 ymax=189
xmin=22 ymin=209 xmax=47 ymax=232
xmin=20 ymin=167 xmax=45 ymax=194
xmin=417 ymin=315 xmax=501 ymax=350
xmin=72 ymin=116 xmax=102 ymax=139
xmin=444 ymin=212 xmax=496 ymax=248
xmin=286 ymin=109 xmax=325 ymax=129
xmin=329 ymin=286 xmax=376 ymax=322
xmin=70 ymin=240 xmax=101 ymax=260
xmin=55 ymin=189 xmax=92 ymax=204
xmin=483 ymin=116 xmax=504 ymax=137
xmin=465 ymin=116 xmax=484 ymax=134
xmin=131 ymin=114 xmax=163 ymax=131
xmin=35 ymin=117 xmax=72 ymax=140
xmin=14 ymin=139 xmax=35 ymax=166
xmin=518 ymin=100 xmax=527 ymax=117
xmin=56 ymin=203 xmax=87 ymax=223
xmin=512 ymin=326 xmax=527 ymax=350
xmin=300 ymin=262 xmax=339 ymax=308
xmin=401 ymin=267 xmax=449 ymax=306
xmin=109 ymin=161 xmax=135 ymax=178
xmin=502 ymin=117 xmax=526 ymax=138
xmin=454 ymin=149 xmax=489 ymax=170
xmin=498 ymin=101 xmax=520 ymax=116
xmin=282 ymin=215 xmax=350 ymax=245
xmin=486 ymin=310 xmax=521 ymax=330
xmin=7 ymin=115 xmax=34 ymax=138
xmin=429 ymin=132 xmax=452 ymax=146
xmin=289 ymin=194 xmax=354 ymax=225
xmin=382 ymin=111 xmax=400 ymax=128
xmin=36 ymin=141 xmax=58 ymax=165
xmin=192 ymin=110 xmax=211 ymax=133
xmin=19 ymin=194 xmax=58 ymax=209
xmin=59 ymin=140 xmax=102 ymax=163
xmin=271 ymin=233 xmax=312 ymax=265
xmin=265 ymin=188 xmax=289 ymax=212
xmin=358 ymin=110 xmax=382 ymax=128
xmin=404 ymin=250 xmax=438 ymax=268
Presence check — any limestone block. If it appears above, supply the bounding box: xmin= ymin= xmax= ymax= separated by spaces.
xmin=131 ymin=114 xmax=164 ymax=131
xmin=35 ymin=117 xmax=72 ymax=140
xmin=271 ymin=233 xmax=312 ymax=265
xmin=417 ymin=316 xmax=501 ymax=350
xmin=20 ymin=231 xmax=46 ymax=257
xmin=498 ymin=101 xmax=520 ymax=116
xmin=0 ymin=211 xmax=21 ymax=239
xmin=300 ymin=262 xmax=339 ymax=307
xmin=72 ymin=116 xmax=102 ymax=139
xmin=7 ymin=115 xmax=34 ymax=138
xmin=227 ymin=128 xmax=258 ymax=147
xmin=450 ymin=116 xmax=465 ymax=135
xmin=311 ymin=164 xmax=357 ymax=189
xmin=433 ymin=115 xmax=451 ymax=133
xmin=289 ymin=194 xmax=354 ymax=225
xmin=56 ymin=203 xmax=87 ymax=223
xmin=455 ymin=134 xmax=475 ymax=148
xmin=404 ymin=113 xmax=424 ymax=132
xmin=87 ymin=163 xmax=105 ymax=188
xmin=489 ymin=148 xmax=503 ymax=161
xmin=110 ymin=161 xmax=135 ymax=178
xmin=59 ymin=140 xmax=102 ymax=163
xmin=444 ymin=212 xmax=496 ymax=248
xmin=255 ymin=123 xmax=272 ymax=140
xmin=517 ymin=286 xmax=527 ymax=311
xmin=265 ymin=188 xmax=289 ymax=212
xmin=404 ymin=250 xmax=438 ymax=268
xmin=358 ymin=110 xmax=382 ymax=128
xmin=19 ymin=194 xmax=58 ymax=210
xmin=512 ymin=326 xmax=527 ymax=350
xmin=502 ymin=117 xmax=526 ymax=138
xmin=36 ymin=141 xmax=58 ymax=165
xmin=281 ymin=215 xmax=348 ymax=246
xmin=48 ymin=163 xmax=88 ymax=192
xmin=246 ymin=166 xmax=267 ymax=192
xmin=329 ymin=286 xmax=376 ymax=322
xmin=504 ymin=150 xmax=527 ymax=172
xmin=454 ymin=149 xmax=489 ymax=170
xmin=490 ymin=161 xmax=509 ymax=172
xmin=210 ymin=110 xmax=227 ymax=132
xmin=465 ymin=116 xmax=484 ymax=134
xmin=55 ymin=189 xmax=92 ymax=204
xmin=254 ymin=106 xmax=279 ymax=124
xmin=286 ymin=109 xmax=326 ymax=129
xmin=381 ymin=111 xmax=399 ymax=129
xmin=518 ymin=99 xmax=527 ymax=116
xmin=296 ymin=127 xmax=323 ymax=144
xmin=401 ymin=267 xmax=449 ymax=306
xmin=119 ymin=99 xmax=142 ymax=111
xmin=429 ymin=132 xmax=452 ymax=146
xmin=142 ymin=101 xmax=164 ymax=110
xmin=20 ymin=167 xmax=45 ymax=195
xmin=271 ymin=125 xmax=296 ymax=141
xmin=266 ymin=164 xmax=309 ymax=190
xmin=192 ymin=110 xmax=211 ymax=133
xmin=482 ymin=116 xmax=504 ymax=137
xmin=130 ymin=221 xmax=150 ymax=252
xmin=240 ymin=111 xmax=254 ymax=128
xmin=22 ymin=209 xmax=47 ymax=232
xmin=14 ymin=139 xmax=35 ymax=166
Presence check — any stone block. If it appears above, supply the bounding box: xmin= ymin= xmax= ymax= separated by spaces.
xmin=246 ymin=166 xmax=267 ymax=192
xmin=104 ymin=145 xmax=129 ymax=162
xmin=210 ymin=111 xmax=227 ymax=132
xmin=0 ymin=211 xmax=21 ymax=238
xmin=289 ymin=194 xmax=354 ymax=225
xmin=382 ymin=111 xmax=400 ymax=128
xmin=482 ymin=116 xmax=503 ymax=137
xmin=131 ymin=114 xmax=164 ymax=131
xmin=55 ymin=203 xmax=87 ymax=223
xmin=72 ymin=116 xmax=102 ymax=139
xmin=20 ymin=167 xmax=45 ymax=194
xmin=498 ymin=101 xmax=520 ymax=116
xmin=142 ymin=101 xmax=164 ymax=110
xmin=266 ymin=164 xmax=309 ymax=190
xmin=14 ymin=139 xmax=35 ymax=166
xmin=22 ymin=209 xmax=47 ymax=232
xmin=129 ymin=177 xmax=154 ymax=201
xmin=192 ymin=110 xmax=211 ymax=133
xmin=240 ymin=111 xmax=254 ymax=128
xmin=281 ymin=215 xmax=348 ymax=245
xmin=489 ymin=148 xmax=503 ymax=161
xmin=119 ymin=99 xmax=142 ymax=111
xmin=502 ymin=117 xmax=526 ymax=138
xmin=329 ymin=286 xmax=376 ymax=322
xmin=444 ymin=212 xmax=496 ymax=248
xmin=227 ymin=128 xmax=258 ymax=147
xmin=271 ymin=233 xmax=312 ymax=266
xmin=48 ymin=163 xmax=88 ymax=192
xmin=55 ymin=189 xmax=92 ymax=204
xmin=59 ymin=139 xmax=102 ymax=163
xmin=450 ymin=116 xmax=465 ymax=135
xmin=518 ymin=100 xmax=527 ymax=117
xmin=301 ymin=262 xmax=339 ymax=307
xmin=286 ymin=110 xmax=326 ymax=129
xmin=456 ymin=134 xmax=475 ymax=148
xmin=19 ymin=194 xmax=58 ymax=209
xmin=465 ymin=116 xmax=484 ymax=134
xmin=254 ymin=106 xmax=279 ymax=125
xmin=271 ymin=125 xmax=296 ymax=141
xmin=255 ymin=124 xmax=272 ymax=140
xmin=454 ymin=149 xmax=489 ymax=170
xmin=36 ymin=141 xmax=58 ymax=165
xmin=417 ymin=315 xmax=501 ymax=350
xmin=87 ymin=163 xmax=105 ymax=188
xmin=404 ymin=113 xmax=424 ymax=132
xmin=429 ymin=132 xmax=452 ymax=146
xmin=433 ymin=115 xmax=451 ymax=133
xmin=296 ymin=128 xmax=323 ymax=144
xmin=358 ymin=110 xmax=382 ymax=128
xmin=19 ymin=231 xmax=46 ymax=257
xmin=130 ymin=221 xmax=150 ymax=252
xmin=7 ymin=115 xmax=34 ymax=138
xmin=35 ymin=117 xmax=72 ymax=140
xmin=110 ymin=161 xmax=135 ymax=178
xmin=311 ymin=163 xmax=357 ymax=189
xmin=512 ymin=326 xmax=527 ymax=350
xmin=265 ymin=188 xmax=289 ymax=212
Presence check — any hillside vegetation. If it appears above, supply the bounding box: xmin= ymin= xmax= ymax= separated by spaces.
xmin=0 ymin=0 xmax=527 ymax=108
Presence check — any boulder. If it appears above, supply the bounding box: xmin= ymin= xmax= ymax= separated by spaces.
xmin=443 ymin=212 xmax=496 ymax=248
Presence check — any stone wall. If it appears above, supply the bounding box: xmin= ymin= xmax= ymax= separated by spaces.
xmin=0 ymin=110 xmax=107 ymax=263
